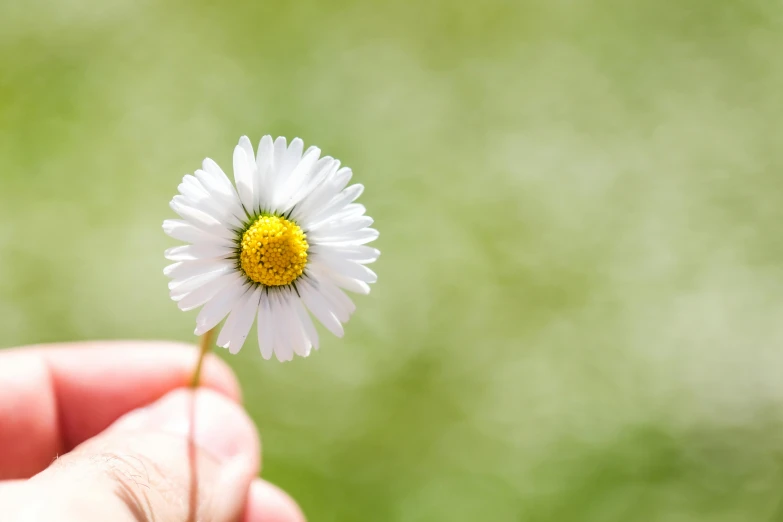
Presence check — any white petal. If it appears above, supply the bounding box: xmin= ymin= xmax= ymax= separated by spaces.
xmin=281 ymin=290 xmax=311 ymax=357
xmin=163 ymin=220 xmax=229 ymax=245
xmin=333 ymin=167 xmax=353 ymax=188
xmin=269 ymin=291 xmax=293 ymax=361
xmin=202 ymin=158 xmax=235 ymax=196
xmin=267 ymin=137 xmax=289 ymax=200
xmin=272 ymin=136 xmax=288 ymax=164
xmin=302 ymin=184 xmax=364 ymax=228
xmin=195 ymin=277 xmax=248 ymax=335
xmin=238 ymin=136 xmax=255 ymax=167
xmin=329 ymin=272 xmax=371 ymax=295
xmin=282 ymin=138 xmax=304 ymax=178
xmin=301 ymin=168 xmax=354 ymax=217
xmin=256 ymin=135 xmax=274 ymax=168
xmin=194 ymin=171 xmax=246 ymax=223
xmin=233 ymin=145 xmax=255 ymax=212
xmin=311 ymin=255 xmax=377 ymax=283
xmin=194 ymin=166 xmax=239 ymax=201
xmin=311 ymin=273 xmax=355 ymax=322
xmin=309 ymin=167 xmax=353 ymax=212
xmin=215 ymin=288 xmax=246 ymax=347
xmin=291 ymin=295 xmax=319 ymax=351
xmin=311 ymin=244 xmax=380 ymax=264
xmin=255 ymin=135 xmax=274 ymax=211
xmin=257 ymin=292 xmax=275 ymax=360
xmin=316 ymin=166 xmax=352 ymax=198
xmin=309 ymin=210 xmax=372 ymax=232
xmin=290 ymin=163 xmax=348 ymax=220
xmin=226 ymin=287 xmax=261 ymax=354
xmin=239 ymin=135 xmax=263 ymax=213
xmin=170 ymin=264 xmax=234 ymax=294
xmin=175 ymin=271 xmax=237 ymax=311
xmin=163 ymin=262 xmax=183 ymax=277
xmin=300 ymin=279 xmax=344 ymax=338
xmin=178 ymin=176 xmax=209 ymax=201
xmin=165 ymin=243 xmax=235 ymax=261
xmin=277 ymin=146 xmax=321 ymax=212
xmin=216 ymin=286 xmax=258 ymax=351
xmin=312 ymin=203 xmax=366 ymax=226
xmin=316 ymin=228 xmax=379 ymax=246
xmin=177 ymin=178 xmax=244 ymax=230
xmin=307 ymin=216 xmax=374 ymax=240
xmin=288 ymin=159 xmax=339 ymax=221
xmin=164 ymin=259 xmax=232 ymax=280
xmin=170 ymin=198 xmax=236 ymax=241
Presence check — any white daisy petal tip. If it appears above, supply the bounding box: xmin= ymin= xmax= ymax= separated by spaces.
xmin=164 ymin=135 xmax=379 ymax=361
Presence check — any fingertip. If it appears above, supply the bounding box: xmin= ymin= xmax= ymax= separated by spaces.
xmin=245 ymin=479 xmax=306 ymax=522
xmin=112 ymin=388 xmax=259 ymax=468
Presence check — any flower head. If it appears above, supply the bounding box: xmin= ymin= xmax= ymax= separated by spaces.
xmin=164 ymin=136 xmax=379 ymax=361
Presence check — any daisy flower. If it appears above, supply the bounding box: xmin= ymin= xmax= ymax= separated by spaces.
xmin=163 ymin=136 xmax=379 ymax=361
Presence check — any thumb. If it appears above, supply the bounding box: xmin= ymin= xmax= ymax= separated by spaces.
xmin=5 ymin=388 xmax=260 ymax=522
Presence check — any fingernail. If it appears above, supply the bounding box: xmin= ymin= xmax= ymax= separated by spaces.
xmin=113 ymin=388 xmax=259 ymax=465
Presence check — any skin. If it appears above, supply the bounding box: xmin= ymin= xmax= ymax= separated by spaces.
xmin=0 ymin=341 xmax=305 ymax=522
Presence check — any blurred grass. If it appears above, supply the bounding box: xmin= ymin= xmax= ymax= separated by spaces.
xmin=3 ymin=0 xmax=783 ymax=520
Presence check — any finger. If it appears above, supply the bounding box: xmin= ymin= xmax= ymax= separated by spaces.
xmin=0 ymin=478 xmax=308 ymax=522
xmin=0 ymin=341 xmax=240 ymax=479
xmin=0 ymin=480 xmax=25 ymax=502
xmin=2 ymin=388 xmax=260 ymax=522
xmin=244 ymin=479 xmax=307 ymax=522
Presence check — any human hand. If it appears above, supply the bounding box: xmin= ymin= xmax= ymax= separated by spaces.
xmin=0 ymin=341 xmax=304 ymax=522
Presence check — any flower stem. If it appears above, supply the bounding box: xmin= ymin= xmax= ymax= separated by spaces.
xmin=189 ymin=328 xmax=215 ymax=388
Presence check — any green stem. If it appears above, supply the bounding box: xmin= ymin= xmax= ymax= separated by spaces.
xmin=189 ymin=328 xmax=215 ymax=388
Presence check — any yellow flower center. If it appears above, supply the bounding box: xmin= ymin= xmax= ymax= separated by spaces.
xmin=239 ymin=215 xmax=309 ymax=286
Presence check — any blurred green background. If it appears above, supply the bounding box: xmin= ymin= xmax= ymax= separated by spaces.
xmin=2 ymin=0 xmax=783 ymax=520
